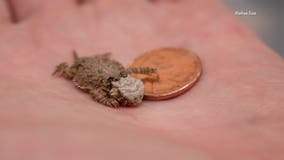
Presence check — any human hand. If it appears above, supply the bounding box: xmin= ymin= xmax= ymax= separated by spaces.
xmin=0 ymin=0 xmax=283 ymax=159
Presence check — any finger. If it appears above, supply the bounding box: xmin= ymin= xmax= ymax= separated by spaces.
xmin=76 ymin=0 xmax=86 ymax=5
xmin=94 ymin=0 xmax=190 ymax=9
xmin=93 ymin=0 xmax=150 ymax=10
xmin=0 ymin=0 xmax=11 ymax=23
xmin=9 ymin=0 xmax=77 ymax=22
xmin=90 ymin=0 xmax=220 ymax=20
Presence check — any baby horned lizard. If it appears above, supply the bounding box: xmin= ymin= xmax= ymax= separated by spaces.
xmin=53 ymin=51 xmax=156 ymax=108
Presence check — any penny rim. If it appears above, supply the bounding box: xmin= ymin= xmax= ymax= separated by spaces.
xmin=129 ymin=48 xmax=202 ymax=100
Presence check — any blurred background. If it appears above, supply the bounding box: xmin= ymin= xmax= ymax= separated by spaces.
xmin=225 ymin=0 xmax=284 ymax=57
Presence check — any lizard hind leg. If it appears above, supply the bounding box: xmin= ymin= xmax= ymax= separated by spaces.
xmin=52 ymin=62 xmax=74 ymax=79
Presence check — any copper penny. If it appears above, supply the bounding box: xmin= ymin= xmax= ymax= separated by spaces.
xmin=129 ymin=48 xmax=202 ymax=100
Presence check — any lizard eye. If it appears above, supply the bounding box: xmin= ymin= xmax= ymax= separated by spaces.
xmin=107 ymin=76 xmax=119 ymax=83
xmin=107 ymin=77 xmax=115 ymax=82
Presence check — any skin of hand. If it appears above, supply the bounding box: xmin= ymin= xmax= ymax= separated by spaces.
xmin=0 ymin=0 xmax=283 ymax=159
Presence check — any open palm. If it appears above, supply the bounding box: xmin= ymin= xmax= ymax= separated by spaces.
xmin=0 ymin=0 xmax=283 ymax=159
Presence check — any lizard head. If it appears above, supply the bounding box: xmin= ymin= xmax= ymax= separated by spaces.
xmin=111 ymin=75 xmax=144 ymax=106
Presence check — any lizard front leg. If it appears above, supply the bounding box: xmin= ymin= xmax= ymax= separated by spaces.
xmin=90 ymin=89 xmax=120 ymax=108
